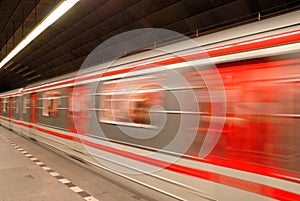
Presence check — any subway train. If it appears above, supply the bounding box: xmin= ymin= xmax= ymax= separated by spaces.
xmin=1 ymin=10 xmax=300 ymax=201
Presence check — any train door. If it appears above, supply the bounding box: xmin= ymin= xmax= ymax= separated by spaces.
xmin=9 ymin=97 xmax=13 ymax=129
xmin=68 ymin=86 xmax=90 ymax=135
xmin=30 ymin=93 xmax=37 ymax=138
xmin=31 ymin=93 xmax=37 ymax=124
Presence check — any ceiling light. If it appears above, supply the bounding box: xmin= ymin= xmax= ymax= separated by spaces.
xmin=0 ymin=0 xmax=79 ymax=70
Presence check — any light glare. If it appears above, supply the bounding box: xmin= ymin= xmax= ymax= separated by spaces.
xmin=0 ymin=0 xmax=79 ymax=69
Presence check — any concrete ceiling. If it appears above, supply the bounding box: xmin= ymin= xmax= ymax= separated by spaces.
xmin=0 ymin=0 xmax=299 ymax=92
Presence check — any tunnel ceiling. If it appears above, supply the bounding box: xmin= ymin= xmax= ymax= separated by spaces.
xmin=0 ymin=0 xmax=299 ymax=92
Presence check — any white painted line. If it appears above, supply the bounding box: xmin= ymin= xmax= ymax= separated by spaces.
xmin=70 ymin=186 xmax=84 ymax=193
xmin=59 ymin=178 xmax=71 ymax=184
xmin=42 ymin=166 xmax=51 ymax=170
xmin=50 ymin=172 xmax=60 ymax=177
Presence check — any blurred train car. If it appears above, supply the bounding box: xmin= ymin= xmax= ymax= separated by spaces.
xmin=1 ymin=10 xmax=300 ymax=201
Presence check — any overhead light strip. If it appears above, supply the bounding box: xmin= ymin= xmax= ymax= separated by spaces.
xmin=0 ymin=0 xmax=79 ymax=70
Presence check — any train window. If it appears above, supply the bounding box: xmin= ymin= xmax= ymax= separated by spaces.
xmin=2 ymin=98 xmax=8 ymax=112
xmin=22 ymin=95 xmax=27 ymax=114
xmin=15 ymin=97 xmax=19 ymax=114
xmin=2 ymin=99 xmax=5 ymax=112
xmin=42 ymin=90 xmax=60 ymax=117
xmin=69 ymin=86 xmax=90 ymax=114
xmin=99 ymin=76 xmax=164 ymax=127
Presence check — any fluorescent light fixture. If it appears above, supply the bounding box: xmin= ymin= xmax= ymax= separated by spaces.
xmin=0 ymin=0 xmax=79 ymax=70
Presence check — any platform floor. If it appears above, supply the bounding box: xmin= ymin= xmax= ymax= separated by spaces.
xmin=0 ymin=126 xmax=149 ymax=201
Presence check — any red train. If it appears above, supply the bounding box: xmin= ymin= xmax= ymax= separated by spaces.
xmin=1 ymin=10 xmax=300 ymax=201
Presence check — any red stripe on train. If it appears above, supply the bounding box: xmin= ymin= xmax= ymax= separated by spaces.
xmin=35 ymin=126 xmax=81 ymax=143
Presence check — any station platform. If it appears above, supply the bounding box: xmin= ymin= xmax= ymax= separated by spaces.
xmin=0 ymin=126 xmax=149 ymax=201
